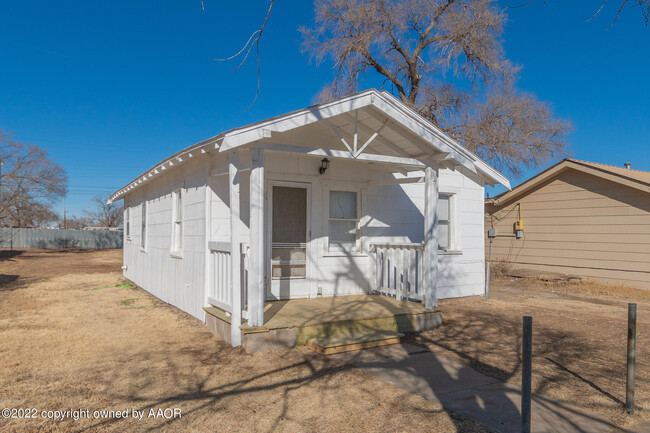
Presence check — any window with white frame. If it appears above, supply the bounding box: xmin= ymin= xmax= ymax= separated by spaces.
xmin=140 ymin=201 xmax=147 ymax=250
xmin=328 ymin=190 xmax=359 ymax=252
xmin=438 ymin=194 xmax=452 ymax=250
xmin=125 ymin=207 xmax=131 ymax=239
xmin=171 ymin=189 xmax=183 ymax=254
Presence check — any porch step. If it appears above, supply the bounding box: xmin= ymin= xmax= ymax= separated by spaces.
xmin=306 ymin=330 xmax=404 ymax=355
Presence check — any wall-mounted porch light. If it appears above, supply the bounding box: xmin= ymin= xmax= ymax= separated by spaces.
xmin=319 ymin=158 xmax=330 ymax=175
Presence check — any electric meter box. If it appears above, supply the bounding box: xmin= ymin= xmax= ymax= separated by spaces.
xmin=487 ymin=228 xmax=497 ymax=238
xmin=515 ymin=219 xmax=524 ymax=231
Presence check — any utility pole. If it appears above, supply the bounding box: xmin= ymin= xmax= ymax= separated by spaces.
xmin=63 ymin=197 xmax=66 ymax=230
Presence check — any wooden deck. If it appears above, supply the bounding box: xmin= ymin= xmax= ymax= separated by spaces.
xmin=249 ymin=294 xmax=430 ymax=329
xmin=205 ymin=294 xmax=442 ymax=353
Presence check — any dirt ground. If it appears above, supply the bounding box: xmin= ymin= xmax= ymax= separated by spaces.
xmin=0 ymin=249 xmax=648 ymax=432
xmin=0 ymin=249 xmax=485 ymax=433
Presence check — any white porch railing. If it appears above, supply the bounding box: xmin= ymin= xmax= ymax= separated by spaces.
xmin=370 ymin=243 xmax=424 ymax=302
xmin=207 ymin=241 xmax=250 ymax=319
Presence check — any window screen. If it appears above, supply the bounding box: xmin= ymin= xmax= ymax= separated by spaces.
xmin=271 ymin=186 xmax=307 ymax=279
xmin=328 ymin=190 xmax=358 ymax=251
xmin=141 ymin=201 xmax=147 ymax=249
xmin=172 ymin=189 xmax=183 ymax=254
xmin=438 ymin=195 xmax=450 ymax=250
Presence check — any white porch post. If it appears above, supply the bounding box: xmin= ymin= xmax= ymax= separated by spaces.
xmin=248 ymin=148 xmax=265 ymax=327
xmin=229 ymin=150 xmax=242 ymax=346
xmin=423 ymin=166 xmax=439 ymax=310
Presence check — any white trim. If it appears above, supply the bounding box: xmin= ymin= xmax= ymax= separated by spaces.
xmin=356 ymin=119 xmax=389 ymax=157
xmin=219 ymin=93 xmax=375 ymax=152
xmin=124 ymin=206 xmax=131 ymax=241
xmin=204 ymin=169 xmax=212 ymax=310
xmin=228 ymin=150 xmax=242 ymax=347
xmin=423 ymin=166 xmax=439 ymax=309
xmin=266 ymin=180 xmax=313 ymax=300
xmin=140 ymin=199 xmax=148 ymax=252
xmin=366 ymin=176 xmax=424 ymax=187
xmin=324 ymin=185 xmax=362 ymax=254
xmin=248 ymin=148 xmax=265 ymax=326
xmin=109 ymin=89 xmax=509 ymax=204
xmin=210 ymin=164 xmax=251 ymax=177
xmin=253 ymin=142 xmax=426 ymax=168
xmin=170 ymin=187 xmax=184 ymax=257
xmin=325 ymin=118 xmax=355 ymax=155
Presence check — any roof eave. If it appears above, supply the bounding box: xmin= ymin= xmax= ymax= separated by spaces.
xmin=109 ymin=89 xmax=511 ymax=202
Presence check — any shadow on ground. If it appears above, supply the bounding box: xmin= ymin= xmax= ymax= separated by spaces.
xmin=0 ymin=250 xmax=24 ymax=261
xmin=70 ymin=307 xmax=631 ymax=433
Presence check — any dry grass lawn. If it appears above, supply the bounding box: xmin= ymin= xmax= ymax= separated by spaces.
xmin=0 ymin=249 xmax=485 ymax=433
xmin=407 ymin=275 xmax=650 ymax=432
xmin=2 ymin=249 xmax=649 ymax=432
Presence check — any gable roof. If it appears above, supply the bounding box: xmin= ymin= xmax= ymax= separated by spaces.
xmin=109 ymin=89 xmax=509 ymax=203
xmin=487 ymin=158 xmax=650 ymax=206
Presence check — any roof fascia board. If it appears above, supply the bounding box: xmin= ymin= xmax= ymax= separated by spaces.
xmin=110 ymin=88 xmax=511 ymax=203
xmin=489 ymin=160 xmax=650 ymax=207
xmin=570 ymin=160 xmax=650 ymax=191
xmin=217 ymin=90 xmax=507 ymax=185
xmin=371 ymin=93 xmax=509 ymax=187
xmin=573 ymin=163 xmax=650 ymax=194
xmin=107 ymin=137 xmax=220 ymax=203
xmin=253 ymin=142 xmax=426 ymax=168
xmin=489 ymin=162 xmax=568 ymax=206
xmin=219 ymin=92 xmax=376 ymax=152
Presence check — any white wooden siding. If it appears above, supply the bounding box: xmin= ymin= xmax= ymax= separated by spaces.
xmin=122 ymin=149 xmax=488 ymax=316
xmin=123 ymin=157 xmax=209 ymax=320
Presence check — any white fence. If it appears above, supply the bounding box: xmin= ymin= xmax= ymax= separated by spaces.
xmin=0 ymin=228 xmax=123 ymax=249
xmin=371 ymin=243 xmax=424 ymax=301
xmin=207 ymin=241 xmax=249 ymax=318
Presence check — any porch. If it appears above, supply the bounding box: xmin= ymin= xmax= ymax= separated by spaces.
xmin=204 ymin=294 xmax=442 ymax=353
xmin=201 ymin=90 xmax=507 ymax=348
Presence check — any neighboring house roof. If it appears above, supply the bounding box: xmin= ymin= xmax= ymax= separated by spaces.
xmin=109 ymin=89 xmax=510 ymax=204
xmin=487 ymin=158 xmax=650 ymax=207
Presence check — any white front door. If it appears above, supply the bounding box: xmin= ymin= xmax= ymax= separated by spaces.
xmin=268 ymin=182 xmax=311 ymax=300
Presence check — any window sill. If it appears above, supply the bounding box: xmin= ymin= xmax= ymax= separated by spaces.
xmin=439 ymin=250 xmax=463 ymax=256
xmin=170 ymin=252 xmax=183 ymax=259
xmin=140 ymin=248 xmax=147 ymax=253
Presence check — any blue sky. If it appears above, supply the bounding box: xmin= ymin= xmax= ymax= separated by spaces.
xmin=1 ymin=1 xmax=648 ymax=216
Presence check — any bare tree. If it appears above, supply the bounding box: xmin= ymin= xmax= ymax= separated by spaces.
xmin=592 ymin=0 xmax=649 ymax=24
xmin=301 ymin=0 xmax=571 ymax=177
xmin=61 ymin=215 xmax=91 ymax=230
xmin=214 ymin=0 xmax=275 ymax=109
xmin=10 ymin=202 xmax=59 ymax=228
xmin=85 ymin=195 xmax=123 ymax=228
xmin=509 ymin=0 xmax=649 ymax=26
xmin=0 ymin=131 xmax=67 ymax=226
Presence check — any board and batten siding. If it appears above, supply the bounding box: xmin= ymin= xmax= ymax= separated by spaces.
xmin=121 ymin=149 xmax=490 ymax=317
xmin=250 ymin=151 xmax=488 ymax=299
xmin=123 ymin=157 xmax=209 ymax=321
xmin=365 ymin=168 xmax=487 ymax=298
xmin=486 ymin=169 xmax=650 ymax=288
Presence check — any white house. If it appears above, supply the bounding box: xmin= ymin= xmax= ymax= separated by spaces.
xmin=109 ymin=90 xmax=510 ymax=349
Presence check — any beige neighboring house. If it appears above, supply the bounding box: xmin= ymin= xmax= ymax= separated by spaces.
xmin=486 ymin=159 xmax=650 ymax=288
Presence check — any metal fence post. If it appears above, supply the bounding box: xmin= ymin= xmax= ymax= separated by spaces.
xmin=522 ymin=316 xmax=532 ymax=433
xmin=627 ymin=303 xmax=637 ymax=414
